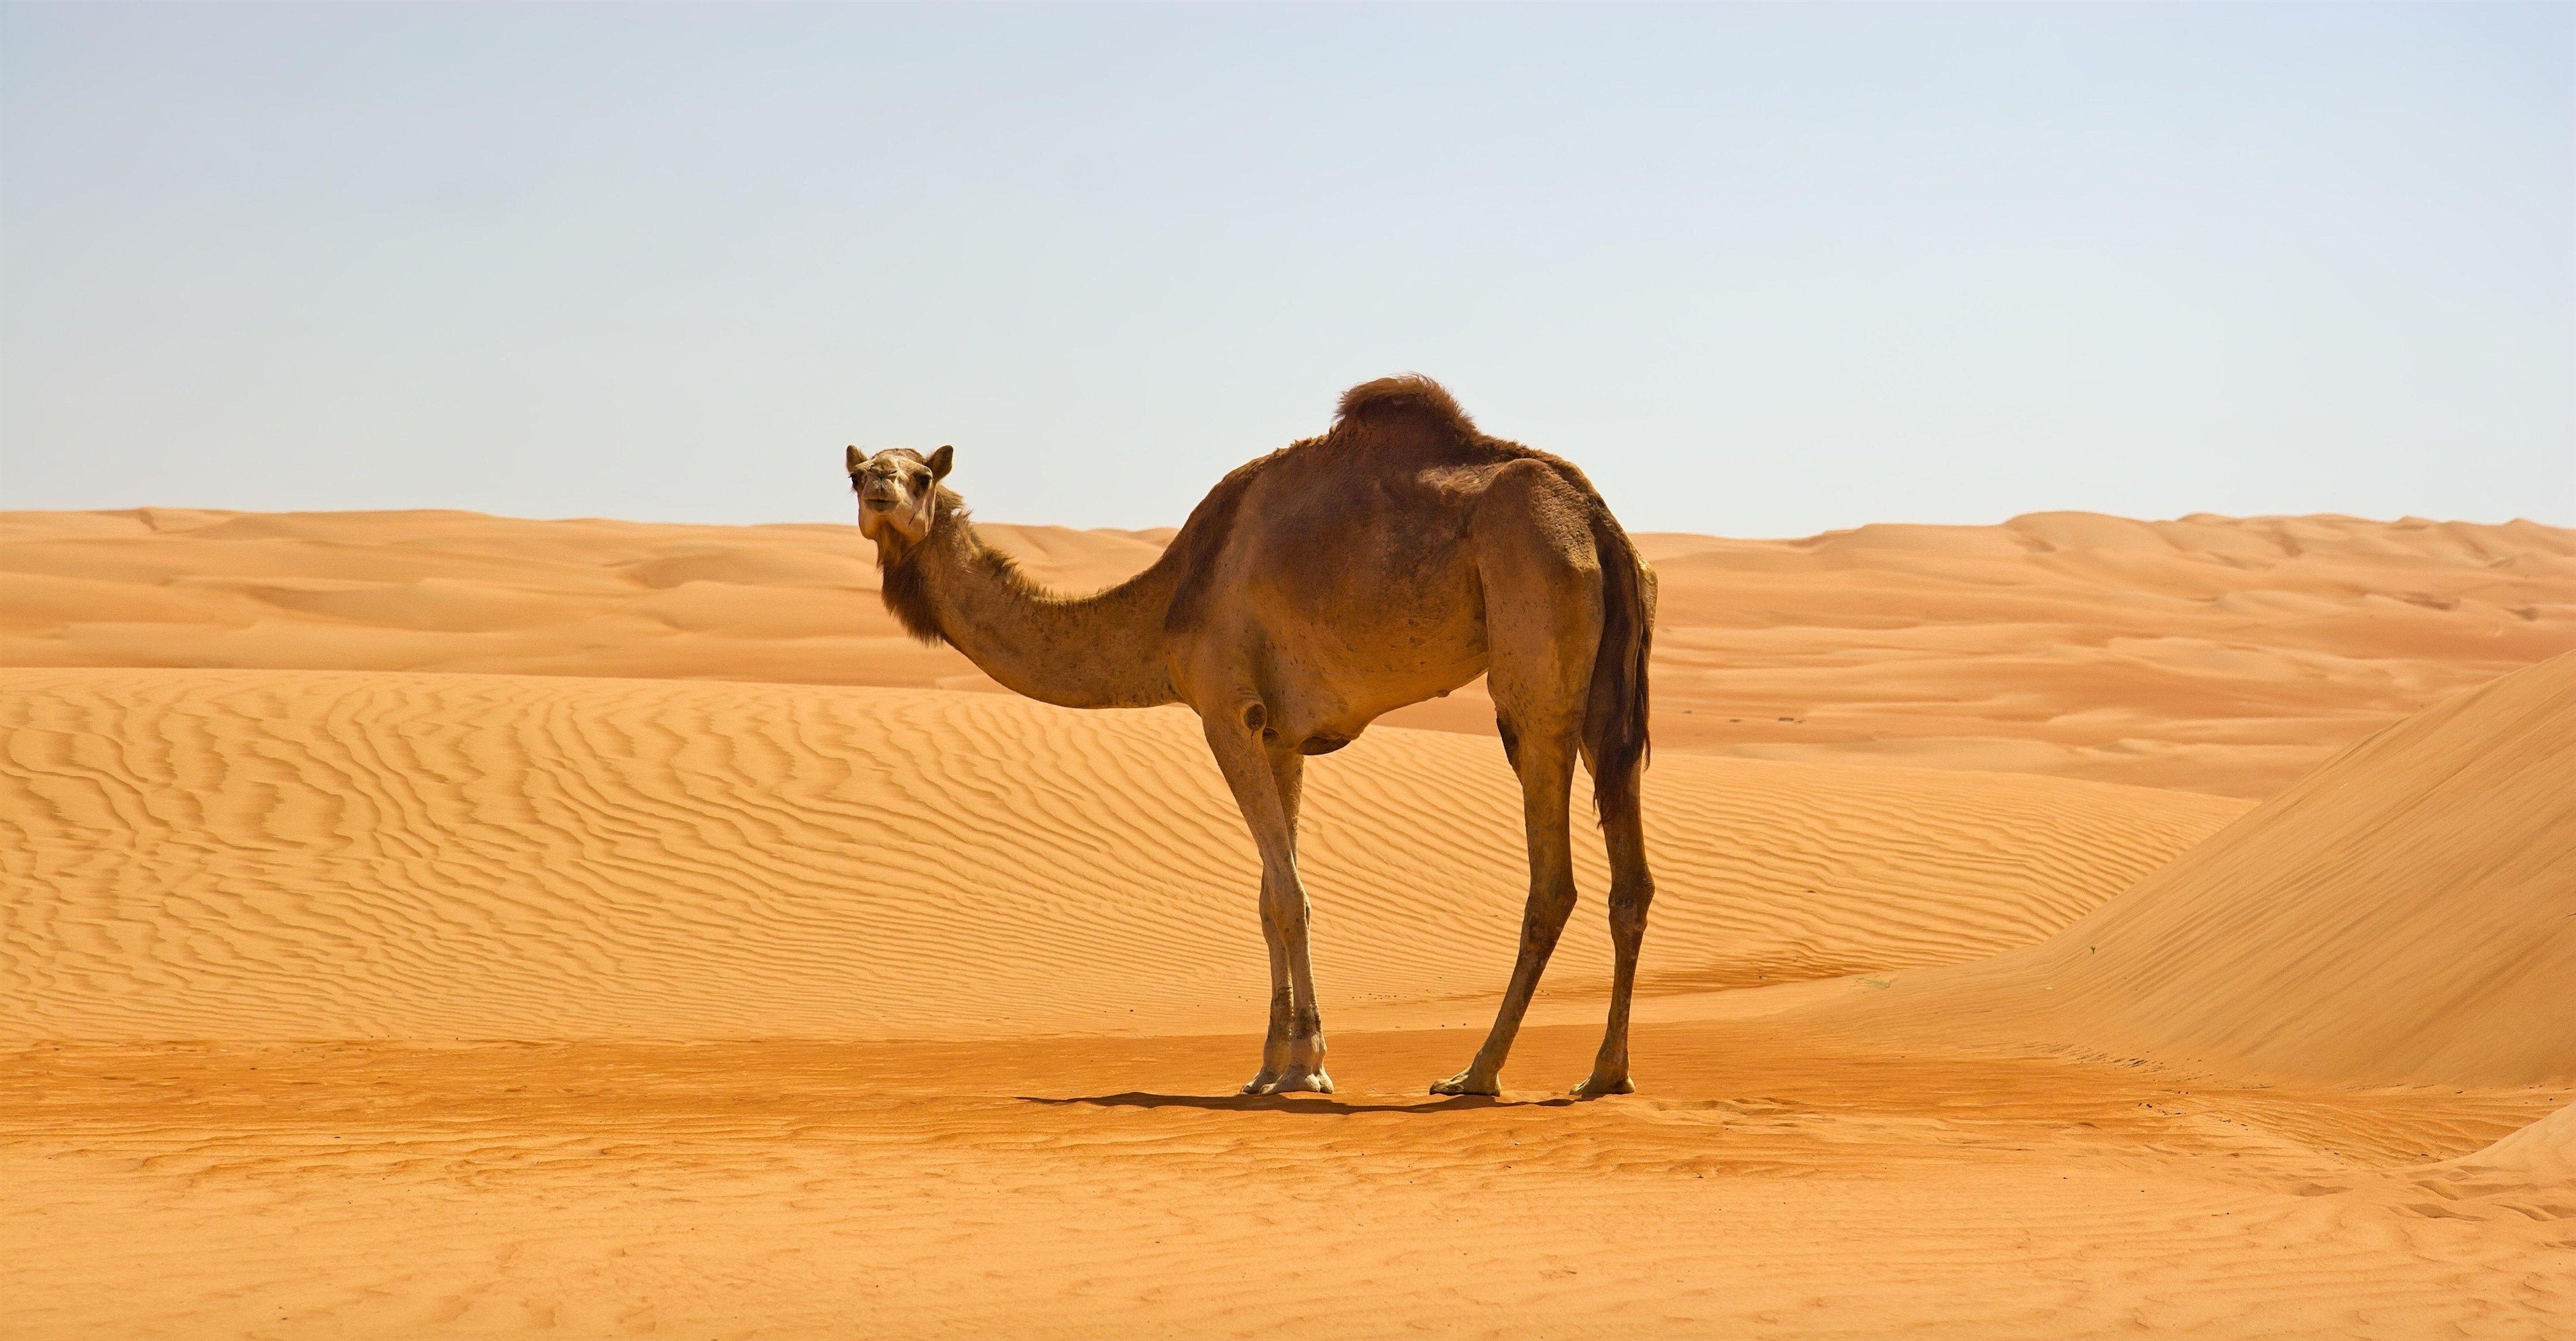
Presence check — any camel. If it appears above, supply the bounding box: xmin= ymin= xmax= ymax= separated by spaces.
xmin=845 ymin=376 xmax=1656 ymax=1098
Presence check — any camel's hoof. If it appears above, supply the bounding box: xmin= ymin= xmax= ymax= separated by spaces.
xmin=1239 ymin=1070 xmax=1281 ymax=1095
xmin=1571 ymin=1074 xmax=1635 ymax=1099
xmin=1430 ymin=1069 xmax=1500 ymax=1097
xmin=1258 ymin=1068 xmax=1332 ymax=1095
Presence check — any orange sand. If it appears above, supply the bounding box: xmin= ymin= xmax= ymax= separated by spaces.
xmin=2 ymin=509 xmax=2570 ymax=1338
xmin=6 ymin=508 xmax=2569 ymax=796
xmin=1813 ymin=651 xmax=2576 ymax=1087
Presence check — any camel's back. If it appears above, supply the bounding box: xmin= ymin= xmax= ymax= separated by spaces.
xmin=1163 ymin=376 xmax=1616 ymax=630
xmin=1163 ymin=386 xmax=1628 ymax=735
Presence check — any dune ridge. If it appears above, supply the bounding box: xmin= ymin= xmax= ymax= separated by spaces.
xmin=6 ymin=513 xmax=2572 ymax=1338
xmin=0 ymin=666 xmax=2244 ymax=1042
xmin=1821 ymin=651 xmax=2576 ymax=1087
xmin=2440 ymin=1102 xmax=2576 ymax=1185
xmin=6 ymin=506 xmax=2567 ymax=796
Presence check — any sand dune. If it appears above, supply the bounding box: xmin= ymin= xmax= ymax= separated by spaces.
xmin=2437 ymin=1100 xmax=2576 ymax=1193
xmin=5 ymin=510 xmax=2570 ymax=1338
xmin=2457 ymin=1102 xmax=2576 ymax=1181
xmin=6 ymin=506 xmax=2567 ymax=796
xmin=2392 ymin=1100 xmax=2576 ymax=1226
xmin=1820 ymin=651 xmax=2576 ymax=1087
xmin=0 ymin=666 xmax=2242 ymax=1042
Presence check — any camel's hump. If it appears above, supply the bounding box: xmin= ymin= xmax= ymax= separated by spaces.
xmin=1333 ymin=374 xmax=1477 ymax=437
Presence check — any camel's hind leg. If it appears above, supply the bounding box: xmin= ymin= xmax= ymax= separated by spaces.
xmin=1574 ymin=786 xmax=1652 ymax=1097
xmin=1429 ymin=716 xmax=1580 ymax=1097
xmin=1432 ymin=460 xmax=1601 ymax=1097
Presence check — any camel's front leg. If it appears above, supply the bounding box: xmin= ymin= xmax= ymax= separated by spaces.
xmin=1203 ymin=712 xmax=1330 ymax=1095
xmin=1246 ymin=872 xmax=1293 ymax=1093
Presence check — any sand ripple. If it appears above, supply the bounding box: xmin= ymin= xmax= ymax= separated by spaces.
xmin=0 ymin=667 xmax=2242 ymax=1042
xmin=6 ymin=507 xmax=2567 ymax=796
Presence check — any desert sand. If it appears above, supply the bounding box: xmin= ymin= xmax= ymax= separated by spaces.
xmin=3 ymin=507 xmax=2571 ymax=1338
xmin=6 ymin=507 xmax=2569 ymax=796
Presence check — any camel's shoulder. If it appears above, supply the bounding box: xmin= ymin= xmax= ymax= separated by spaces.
xmin=1160 ymin=440 xmax=1307 ymax=635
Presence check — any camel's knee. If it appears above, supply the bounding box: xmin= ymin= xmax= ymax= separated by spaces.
xmin=1261 ymin=879 xmax=1308 ymax=931
xmin=1608 ymin=879 xmax=1654 ymax=941
xmin=1523 ymin=880 xmax=1578 ymax=938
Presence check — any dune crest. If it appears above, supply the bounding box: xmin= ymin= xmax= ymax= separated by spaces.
xmin=2441 ymin=1102 xmax=2576 ymax=1183
xmin=5 ymin=507 xmax=2567 ymax=796
xmin=1827 ymin=651 xmax=2576 ymax=1087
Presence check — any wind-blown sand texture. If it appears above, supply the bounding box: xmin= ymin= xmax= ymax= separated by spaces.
xmin=3 ymin=510 xmax=2571 ymax=1338
xmin=0 ymin=667 xmax=2243 ymax=1042
xmin=1814 ymin=651 xmax=2576 ymax=1087
xmin=5 ymin=507 xmax=2568 ymax=796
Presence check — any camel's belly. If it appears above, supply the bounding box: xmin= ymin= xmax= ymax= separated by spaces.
xmin=1268 ymin=636 xmax=1487 ymax=754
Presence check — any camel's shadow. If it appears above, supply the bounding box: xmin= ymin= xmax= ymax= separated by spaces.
xmin=1019 ymin=1091 xmax=1580 ymax=1114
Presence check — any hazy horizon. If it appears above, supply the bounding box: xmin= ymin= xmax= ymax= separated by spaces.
xmin=4 ymin=3 xmax=2570 ymax=535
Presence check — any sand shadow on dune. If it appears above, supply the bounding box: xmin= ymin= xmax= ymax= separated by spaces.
xmin=1020 ymin=1091 xmax=1580 ymax=1114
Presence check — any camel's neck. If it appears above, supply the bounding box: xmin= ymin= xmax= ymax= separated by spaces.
xmin=893 ymin=513 xmax=1181 ymax=710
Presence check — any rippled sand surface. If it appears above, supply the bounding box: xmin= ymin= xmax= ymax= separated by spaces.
xmin=2 ymin=509 xmax=2569 ymax=1338
xmin=7 ymin=506 xmax=2569 ymax=796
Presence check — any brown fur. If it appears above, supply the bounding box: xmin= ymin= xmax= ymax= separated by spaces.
xmin=845 ymin=376 xmax=1658 ymax=1098
xmin=873 ymin=486 xmax=988 ymax=645
xmin=1162 ymin=447 xmax=1289 ymax=637
xmin=1583 ymin=503 xmax=1654 ymax=824
xmin=1333 ymin=374 xmax=1477 ymax=436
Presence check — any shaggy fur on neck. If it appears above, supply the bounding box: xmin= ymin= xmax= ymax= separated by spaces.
xmin=875 ymin=488 xmax=1042 ymax=647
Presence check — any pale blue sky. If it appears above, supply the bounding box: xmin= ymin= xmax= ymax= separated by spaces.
xmin=3 ymin=3 xmax=2569 ymax=535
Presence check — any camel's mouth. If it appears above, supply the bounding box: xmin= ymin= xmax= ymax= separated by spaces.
xmin=851 ymin=472 xmax=902 ymax=513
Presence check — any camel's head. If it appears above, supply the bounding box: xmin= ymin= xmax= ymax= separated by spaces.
xmin=845 ymin=444 xmax=955 ymax=549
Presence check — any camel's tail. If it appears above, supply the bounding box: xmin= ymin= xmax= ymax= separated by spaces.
xmin=1583 ymin=508 xmax=1654 ymax=826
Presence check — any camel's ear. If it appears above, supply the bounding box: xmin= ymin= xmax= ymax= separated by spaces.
xmin=845 ymin=445 xmax=865 ymax=473
xmin=926 ymin=445 xmax=954 ymax=482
